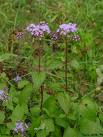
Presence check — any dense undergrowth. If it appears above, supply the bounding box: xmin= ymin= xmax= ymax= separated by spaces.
xmin=0 ymin=0 xmax=103 ymax=137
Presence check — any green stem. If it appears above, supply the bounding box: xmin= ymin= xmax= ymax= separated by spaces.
xmin=38 ymin=44 xmax=41 ymax=72
xmin=40 ymin=84 xmax=44 ymax=115
xmin=65 ymin=40 xmax=68 ymax=92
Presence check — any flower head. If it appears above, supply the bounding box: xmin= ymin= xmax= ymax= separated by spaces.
xmin=26 ymin=22 xmax=50 ymax=38
xmin=14 ymin=121 xmax=28 ymax=134
xmin=0 ymin=90 xmax=8 ymax=101
xmin=57 ymin=23 xmax=77 ymax=36
xmin=72 ymin=35 xmax=80 ymax=41
xmin=13 ymin=75 xmax=21 ymax=82
xmin=51 ymin=32 xmax=61 ymax=41
xmin=16 ymin=32 xmax=24 ymax=39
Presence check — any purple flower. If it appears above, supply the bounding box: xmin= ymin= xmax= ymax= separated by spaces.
xmin=26 ymin=22 xmax=51 ymax=38
xmin=72 ymin=35 xmax=80 ymax=41
xmin=16 ymin=32 xmax=24 ymax=39
xmin=39 ymin=22 xmax=51 ymax=34
xmin=0 ymin=90 xmax=8 ymax=101
xmin=51 ymin=32 xmax=61 ymax=41
xmin=13 ymin=75 xmax=21 ymax=82
xmin=57 ymin=23 xmax=77 ymax=36
xmin=14 ymin=121 xmax=28 ymax=134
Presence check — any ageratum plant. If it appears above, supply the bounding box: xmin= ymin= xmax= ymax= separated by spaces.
xmin=52 ymin=23 xmax=80 ymax=92
xmin=26 ymin=22 xmax=51 ymax=115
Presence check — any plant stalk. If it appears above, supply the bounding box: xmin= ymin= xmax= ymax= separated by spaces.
xmin=40 ymin=84 xmax=44 ymax=115
xmin=65 ymin=41 xmax=68 ymax=92
xmin=38 ymin=41 xmax=44 ymax=115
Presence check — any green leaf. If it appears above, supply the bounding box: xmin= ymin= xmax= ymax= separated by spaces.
xmin=79 ymin=98 xmax=98 ymax=121
xmin=18 ymin=80 xmax=29 ymax=89
xmin=57 ymin=92 xmax=71 ymax=114
xmin=70 ymin=59 xmax=80 ymax=70
xmin=48 ymin=82 xmax=61 ymax=92
xmin=14 ymin=0 xmax=27 ymax=7
xmin=31 ymin=116 xmax=41 ymax=130
xmin=68 ymin=103 xmax=79 ymax=121
xmin=10 ymin=104 xmax=27 ymax=122
xmin=45 ymin=55 xmax=62 ymax=70
xmin=7 ymin=122 xmax=16 ymax=130
xmin=0 ymin=111 xmax=5 ymax=124
xmin=30 ymin=106 xmax=40 ymax=117
xmin=37 ymin=129 xmax=46 ymax=137
xmin=63 ymin=127 xmax=77 ymax=137
xmin=3 ymin=97 xmax=13 ymax=110
xmin=51 ymin=127 xmax=62 ymax=137
xmin=44 ymin=96 xmax=58 ymax=117
xmin=19 ymin=84 xmax=32 ymax=105
xmin=79 ymin=118 xmax=103 ymax=135
xmin=0 ymin=124 xmax=10 ymax=136
xmin=55 ymin=116 xmax=69 ymax=128
xmin=99 ymin=113 xmax=103 ymax=122
xmin=32 ymin=72 xmax=46 ymax=89
xmin=45 ymin=119 xmax=55 ymax=136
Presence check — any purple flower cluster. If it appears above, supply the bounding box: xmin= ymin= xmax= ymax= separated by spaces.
xmin=13 ymin=75 xmax=21 ymax=82
xmin=14 ymin=121 xmax=28 ymax=134
xmin=26 ymin=22 xmax=50 ymax=38
xmin=57 ymin=23 xmax=77 ymax=36
xmin=72 ymin=35 xmax=80 ymax=41
xmin=26 ymin=21 xmax=80 ymax=42
xmin=0 ymin=90 xmax=8 ymax=101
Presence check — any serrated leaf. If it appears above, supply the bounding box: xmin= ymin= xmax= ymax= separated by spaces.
xmin=10 ymin=104 xmax=27 ymax=122
xmin=44 ymin=96 xmax=58 ymax=117
xmin=57 ymin=92 xmax=71 ymax=114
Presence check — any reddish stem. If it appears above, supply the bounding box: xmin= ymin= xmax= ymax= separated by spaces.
xmin=65 ymin=41 xmax=68 ymax=92
xmin=38 ymin=41 xmax=44 ymax=115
